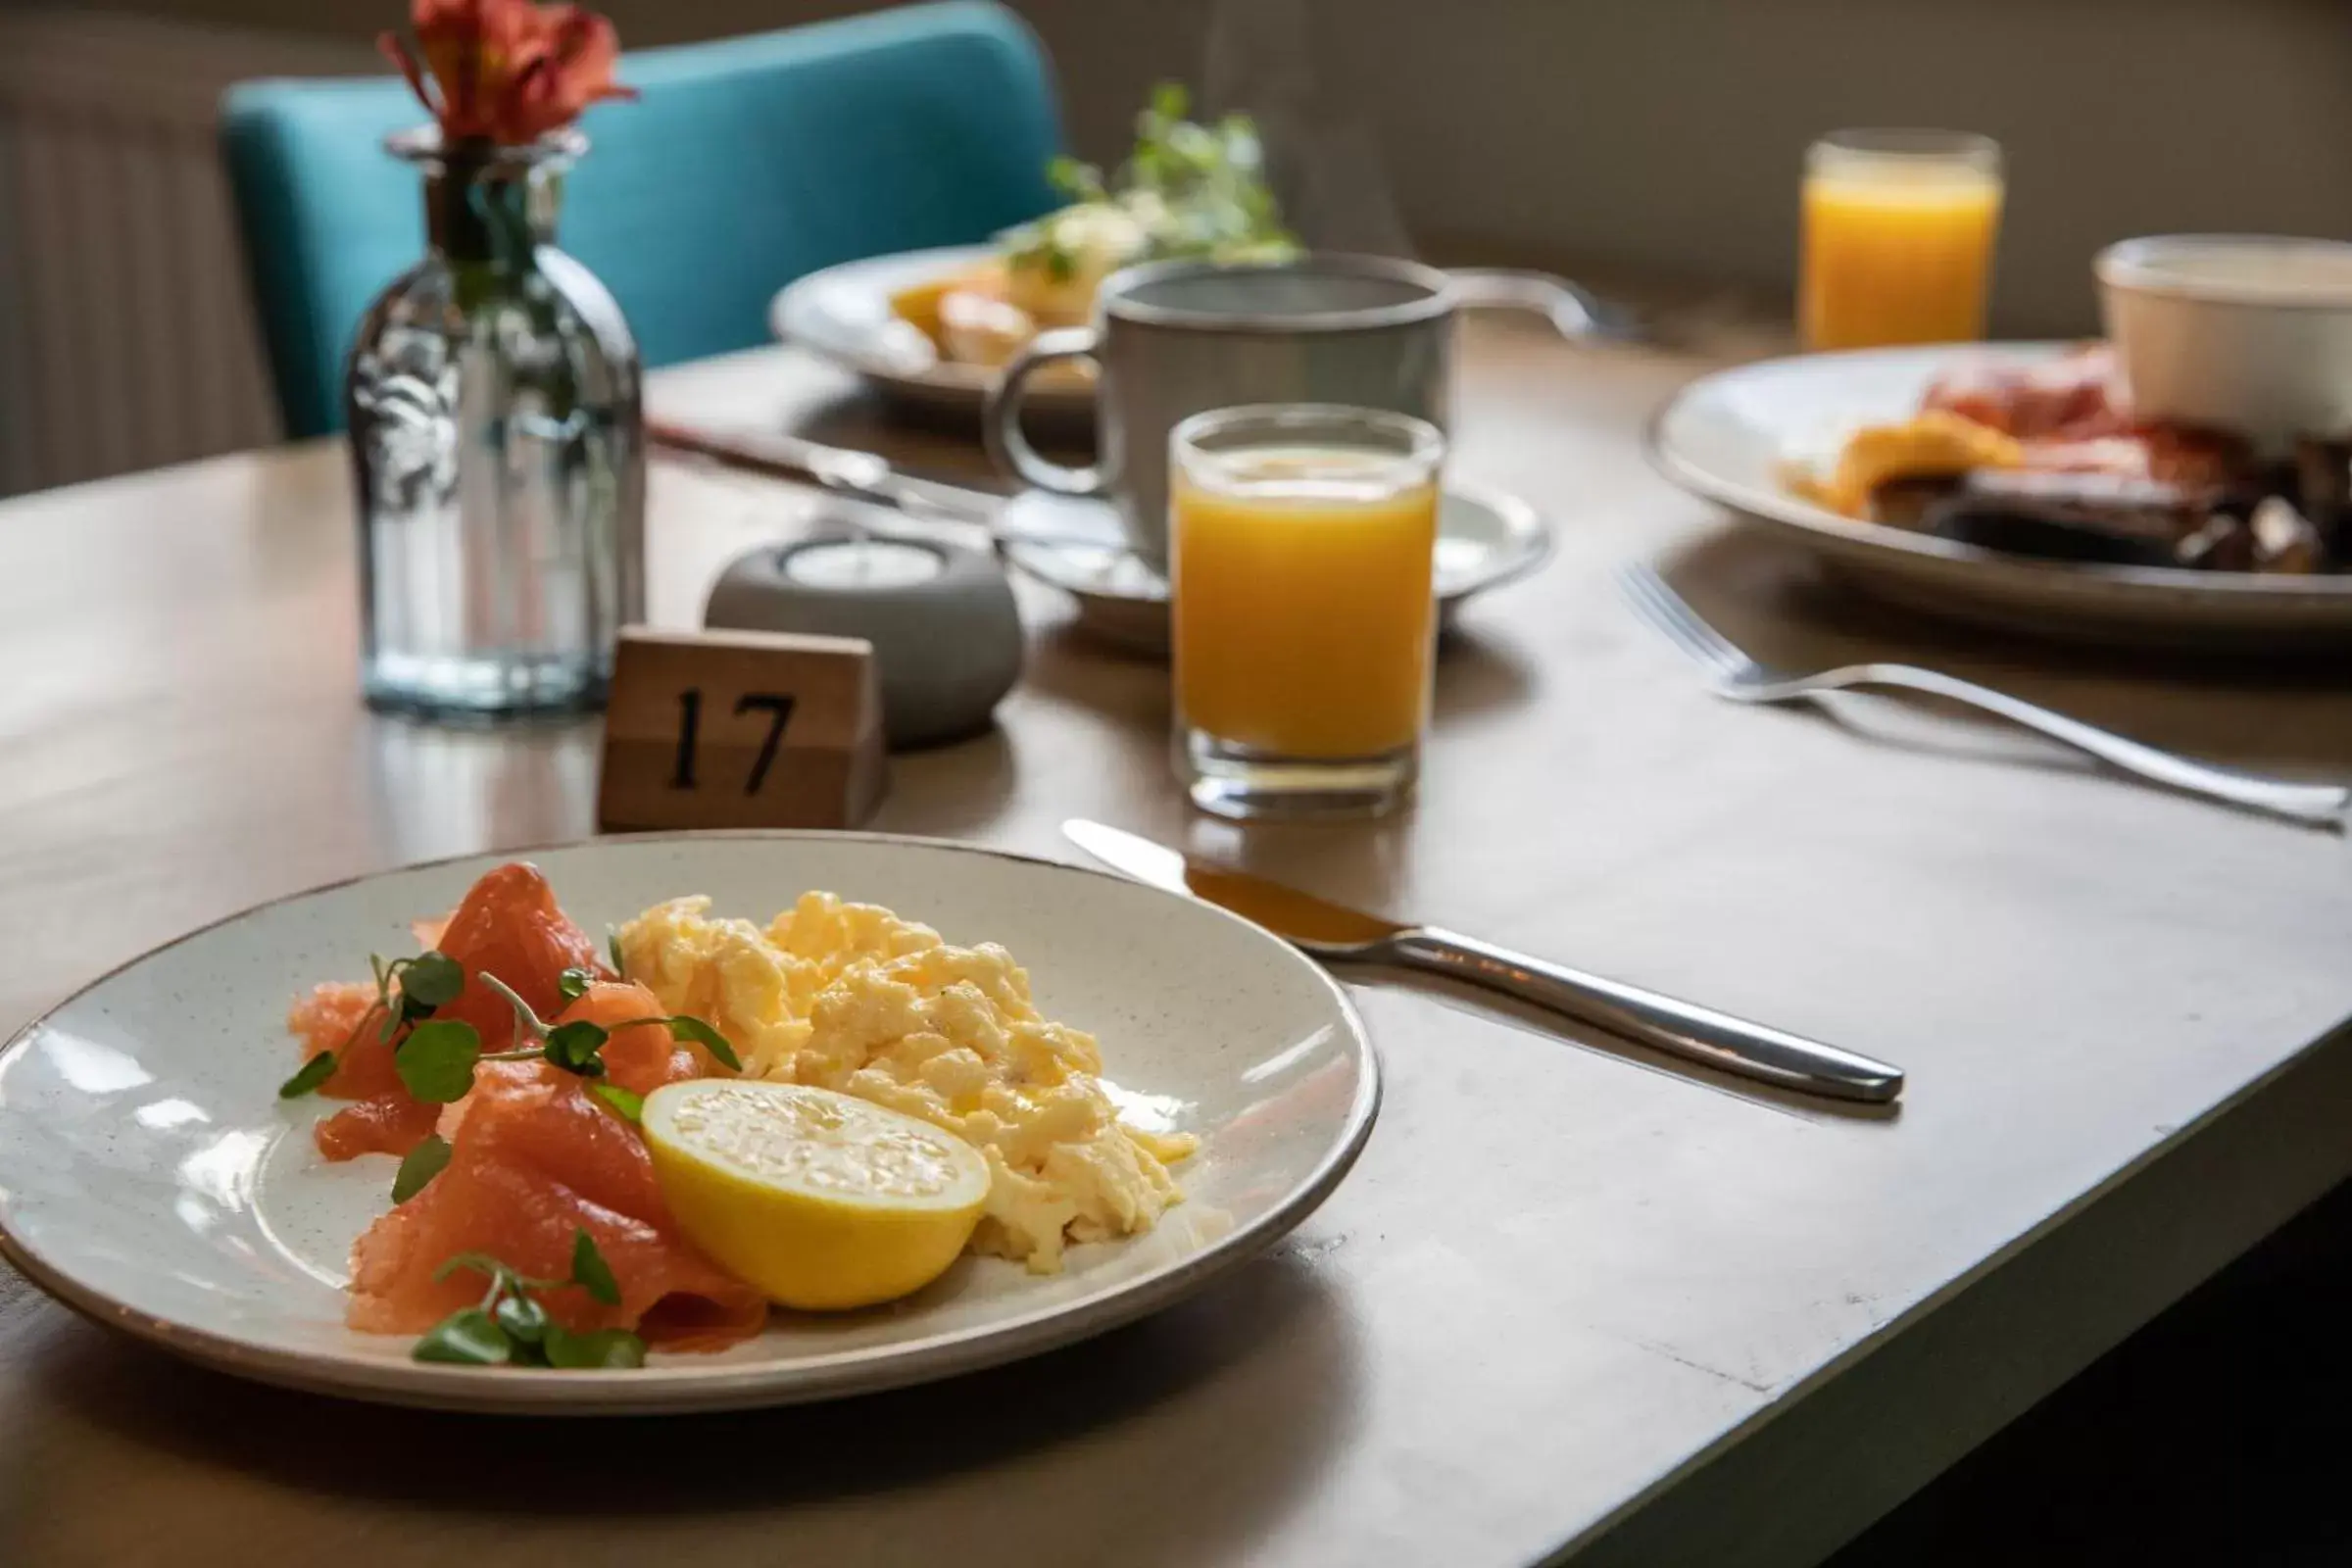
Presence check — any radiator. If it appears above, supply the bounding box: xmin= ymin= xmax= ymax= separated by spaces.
xmin=0 ymin=12 xmax=372 ymax=497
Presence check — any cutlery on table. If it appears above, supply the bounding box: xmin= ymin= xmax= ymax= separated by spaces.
xmin=646 ymin=419 xmax=1121 ymax=555
xmin=1619 ymin=564 xmax=2351 ymax=828
xmin=1063 ymin=818 xmax=1904 ymax=1103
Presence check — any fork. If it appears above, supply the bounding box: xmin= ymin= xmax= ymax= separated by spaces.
xmin=1618 ymin=564 xmax=2351 ymax=827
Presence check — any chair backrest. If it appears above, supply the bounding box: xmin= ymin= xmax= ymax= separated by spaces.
xmin=222 ymin=1 xmax=1061 ymax=440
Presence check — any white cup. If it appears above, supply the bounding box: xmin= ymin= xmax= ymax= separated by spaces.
xmin=984 ymin=254 xmax=1600 ymax=569
xmin=2097 ymin=234 xmax=2352 ymax=452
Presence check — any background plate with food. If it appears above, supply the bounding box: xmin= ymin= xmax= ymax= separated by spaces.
xmin=1649 ymin=343 xmax=2352 ymax=650
xmin=772 ymin=85 xmax=1297 ymax=423
xmin=0 ymin=833 xmax=1376 ymax=1414
xmin=772 ymin=244 xmax=1075 ymax=420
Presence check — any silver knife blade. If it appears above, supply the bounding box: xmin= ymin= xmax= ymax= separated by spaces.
xmin=648 ymin=420 xmax=1140 ymax=555
xmin=646 ymin=419 xmax=1002 ymax=524
xmin=1062 ymin=819 xmax=1405 ymax=951
xmin=1063 ymin=818 xmax=1904 ymax=1102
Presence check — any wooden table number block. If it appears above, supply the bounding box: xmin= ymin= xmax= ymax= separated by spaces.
xmin=597 ymin=627 xmax=886 ymax=831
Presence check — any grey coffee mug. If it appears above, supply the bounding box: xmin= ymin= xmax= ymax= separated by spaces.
xmin=983 ymin=254 xmax=1605 ymax=570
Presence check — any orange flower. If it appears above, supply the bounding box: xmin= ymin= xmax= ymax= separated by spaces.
xmin=380 ymin=0 xmax=634 ymax=146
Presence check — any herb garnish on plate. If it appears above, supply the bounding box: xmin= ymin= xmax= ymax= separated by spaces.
xmin=278 ymin=953 xmax=739 ymax=1112
xmin=279 ymin=950 xmax=740 ymax=1203
xmin=414 ymin=1229 xmax=646 ymax=1369
xmin=1003 ymin=82 xmax=1297 ymax=283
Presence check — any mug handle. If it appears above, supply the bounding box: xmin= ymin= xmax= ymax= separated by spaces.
xmin=984 ymin=326 xmax=1106 ymax=494
xmin=1445 ymin=269 xmax=1642 ymax=344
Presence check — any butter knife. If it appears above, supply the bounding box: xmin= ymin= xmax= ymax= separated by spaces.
xmin=647 ymin=418 xmax=1014 ymax=522
xmin=1063 ymin=819 xmax=1904 ymax=1103
xmin=646 ymin=419 xmax=1129 ymax=554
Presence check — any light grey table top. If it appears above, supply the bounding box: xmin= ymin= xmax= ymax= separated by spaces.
xmin=2 ymin=318 xmax=2349 ymax=1566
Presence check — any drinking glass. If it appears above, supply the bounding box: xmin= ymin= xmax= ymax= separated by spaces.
xmin=1170 ymin=404 xmax=1445 ymax=819
xmin=1800 ymin=128 xmax=2004 ymax=351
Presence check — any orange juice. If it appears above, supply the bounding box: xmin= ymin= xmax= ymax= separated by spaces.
xmin=1800 ymin=132 xmax=2003 ymax=350
xmin=1172 ymin=450 xmax=1439 ymax=760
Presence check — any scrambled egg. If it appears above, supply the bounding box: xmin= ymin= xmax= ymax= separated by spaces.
xmin=1002 ymin=200 xmax=1152 ymax=326
xmin=1785 ymin=410 xmax=2025 ymax=517
xmin=618 ymin=893 xmax=1196 ymax=1274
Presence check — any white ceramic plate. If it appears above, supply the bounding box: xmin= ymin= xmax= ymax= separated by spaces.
xmin=0 ymin=833 xmax=1376 ymax=1414
xmin=999 ymin=484 xmax=1554 ymax=655
xmin=1649 ymin=343 xmax=2352 ymax=650
xmin=772 ymin=245 xmax=1095 ymax=424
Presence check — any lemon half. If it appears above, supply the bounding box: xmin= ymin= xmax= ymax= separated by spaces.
xmin=643 ymin=1081 xmax=990 ymax=1311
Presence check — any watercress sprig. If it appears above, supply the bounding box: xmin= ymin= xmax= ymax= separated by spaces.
xmin=378 ymin=951 xmax=464 ymax=1037
xmin=383 ymin=973 xmax=739 ymax=1116
xmin=281 ymin=952 xmax=739 ymax=1124
xmin=276 ymin=1051 xmax=337 ymax=1100
xmin=391 ymin=1134 xmax=453 ymax=1203
xmin=277 ymin=947 xmax=466 ymax=1099
xmin=479 ymin=973 xmax=744 ymax=1078
xmin=412 ymin=1229 xmax=646 ymax=1369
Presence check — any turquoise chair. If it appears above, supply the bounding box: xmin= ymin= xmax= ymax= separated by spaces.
xmin=222 ymin=1 xmax=1062 ymax=439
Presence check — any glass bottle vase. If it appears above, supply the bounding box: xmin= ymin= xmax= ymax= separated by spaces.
xmin=346 ymin=126 xmax=644 ymax=719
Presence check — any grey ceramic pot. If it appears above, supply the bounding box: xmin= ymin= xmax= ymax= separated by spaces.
xmin=705 ymin=534 xmax=1024 ymax=749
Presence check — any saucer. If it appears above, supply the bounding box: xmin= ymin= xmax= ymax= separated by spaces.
xmin=998 ymin=485 xmax=1554 ymax=655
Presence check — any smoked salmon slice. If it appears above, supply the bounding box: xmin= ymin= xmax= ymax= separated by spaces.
xmin=292 ymin=863 xmax=607 ymax=1162
xmin=316 ymin=1091 xmax=445 ymax=1161
xmin=307 ymin=865 xmax=764 ymax=1351
xmin=567 ymin=980 xmax=730 ymax=1094
xmin=288 ymin=981 xmax=440 ymax=1158
xmin=351 ymin=1054 xmax=763 ymax=1349
xmin=429 ymin=862 xmax=605 ymax=1050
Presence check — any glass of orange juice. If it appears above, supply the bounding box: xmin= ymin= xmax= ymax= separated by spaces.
xmin=1800 ymin=128 xmax=2003 ymax=351
xmin=1170 ymin=404 xmax=1445 ymax=819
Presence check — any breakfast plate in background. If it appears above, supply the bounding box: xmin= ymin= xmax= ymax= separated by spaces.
xmin=1651 ymin=235 xmax=2352 ymax=652
xmin=1000 ymin=483 xmax=1554 ymax=656
xmin=0 ymin=834 xmax=1377 ymax=1414
xmin=1650 ymin=342 xmax=2352 ymax=652
xmin=771 ymin=82 xmax=1300 ymax=426
xmin=773 ymin=244 xmax=1098 ymax=424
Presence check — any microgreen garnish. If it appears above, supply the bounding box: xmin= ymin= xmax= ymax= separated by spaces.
xmin=491 ymin=1291 xmax=551 ymax=1346
xmin=542 ymin=1019 xmax=611 ymax=1077
xmin=434 ymin=1251 xmax=518 ymax=1287
xmin=544 ymin=1324 xmax=647 ymax=1369
xmin=414 ymin=1307 xmax=512 ymax=1365
xmin=403 ymin=951 xmax=465 ymax=1007
xmin=278 ymin=1052 xmax=338 ymax=1100
xmin=283 ymin=947 xmax=476 ymax=1102
xmin=390 ymin=1133 xmax=453 ymax=1202
xmin=607 ymin=929 xmax=627 ymax=978
xmin=591 ymin=1082 xmax=644 ymax=1122
xmin=480 ymin=973 xmax=552 ymax=1047
xmin=662 ymin=1014 xmax=742 ymax=1071
xmin=412 ymin=1230 xmax=645 ymax=1370
xmin=375 ymin=950 xmax=466 ymax=1041
xmin=394 ymin=1019 xmax=483 ymax=1102
xmin=477 ymin=973 xmax=740 ymax=1078
xmin=286 ymin=956 xmax=731 ymax=1113
xmin=571 ymin=1229 xmax=622 ymax=1306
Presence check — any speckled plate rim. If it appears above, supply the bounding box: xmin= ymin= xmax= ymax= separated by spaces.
xmin=1646 ymin=342 xmax=2352 ymax=608
xmin=0 ymin=830 xmax=1380 ymax=1416
xmin=770 ymin=245 xmax=1097 ymax=420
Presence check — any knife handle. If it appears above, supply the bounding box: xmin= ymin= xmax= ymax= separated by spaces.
xmin=1383 ymin=926 xmax=1904 ymax=1102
